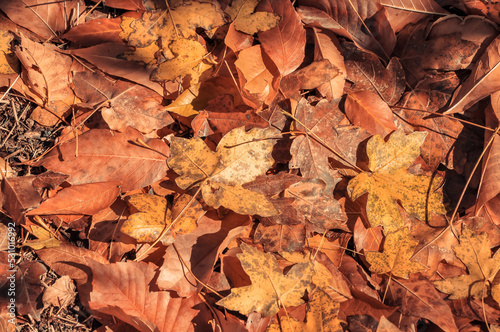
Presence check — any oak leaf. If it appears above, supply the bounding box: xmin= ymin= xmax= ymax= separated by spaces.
xmin=225 ymin=0 xmax=281 ymax=35
xmin=217 ymin=243 xmax=314 ymax=317
xmin=365 ymin=228 xmax=425 ymax=278
xmin=168 ymin=126 xmax=279 ymax=216
xmin=347 ymin=130 xmax=446 ymax=232
xmin=434 ymin=226 xmax=500 ymax=300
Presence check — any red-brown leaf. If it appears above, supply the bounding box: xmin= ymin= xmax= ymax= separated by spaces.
xmin=38 ymin=128 xmax=169 ymax=192
xmin=257 ymin=0 xmax=307 ymax=76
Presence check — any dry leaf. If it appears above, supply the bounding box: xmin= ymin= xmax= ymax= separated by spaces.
xmin=225 ymin=0 xmax=281 ymax=35
xmin=168 ymin=126 xmax=279 ymax=216
xmin=365 ymin=228 xmax=425 ymax=278
xmin=217 ymin=243 xmax=314 ymax=317
xmin=348 ymin=130 xmax=446 ymax=232
xmin=434 ymin=226 xmax=500 ymax=300
xmin=42 ymin=276 xmax=76 ymax=308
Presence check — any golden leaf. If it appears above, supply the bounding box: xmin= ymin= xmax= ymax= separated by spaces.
xmin=168 ymin=126 xmax=279 ymax=216
xmin=348 ymin=130 xmax=446 ymax=232
xmin=366 ymin=228 xmax=426 ymax=278
xmin=434 ymin=226 xmax=500 ymax=299
xmin=217 ymin=243 xmax=314 ymax=317
xmin=225 ymin=0 xmax=281 ymax=35
xmin=0 ymin=30 xmax=19 ymax=74
xmin=121 ymin=193 xmax=203 ymax=243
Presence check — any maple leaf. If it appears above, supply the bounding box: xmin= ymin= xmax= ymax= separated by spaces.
xmin=121 ymin=193 xmax=204 ymax=243
xmin=434 ymin=226 xmax=500 ymax=299
xmin=216 ymin=243 xmax=314 ymax=317
xmin=347 ymin=129 xmax=446 ymax=232
xmin=365 ymin=228 xmax=426 ymax=279
xmin=168 ymin=126 xmax=279 ymax=216
xmin=225 ymin=0 xmax=281 ymax=35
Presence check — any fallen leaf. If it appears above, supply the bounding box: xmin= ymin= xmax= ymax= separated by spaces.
xmin=380 ymin=0 xmax=448 ymax=33
xmin=344 ymin=91 xmax=398 ymax=137
xmin=150 ymin=38 xmax=213 ymax=85
xmin=16 ymin=261 xmax=47 ymax=319
xmin=72 ymin=71 xmax=174 ymax=133
xmin=225 ymin=0 xmax=281 ymax=35
xmin=285 ymin=178 xmax=348 ymax=232
xmin=313 ymin=29 xmax=346 ymax=100
xmin=191 ymin=94 xmax=269 ymax=138
xmin=38 ymin=127 xmax=169 ymax=192
xmin=348 ymin=130 xmax=446 ymax=232
xmin=254 ymin=223 xmax=306 ymax=252
xmin=2 ymin=0 xmax=84 ymax=39
xmin=2 ymin=176 xmax=41 ymax=224
xmin=341 ymin=41 xmax=405 ymax=106
xmin=258 ymin=0 xmax=306 ymax=76
xmin=27 ymin=182 xmax=120 ymax=216
xmin=42 ymin=276 xmax=76 ymax=309
xmin=121 ymin=193 xmax=203 ymax=243
xmin=217 ymin=243 xmax=314 ymax=317
xmin=298 ymin=0 xmax=396 ymax=60
xmin=62 ymin=18 xmax=123 ymax=47
xmin=88 ymin=259 xmax=199 ymax=332
xmin=94 ymin=0 xmax=144 ymax=10
xmin=365 ymin=228 xmax=425 ymax=278
xmin=0 ymin=30 xmax=19 ymax=74
xmin=434 ymin=226 xmax=500 ymax=300
xmin=168 ymin=126 xmax=279 ymax=216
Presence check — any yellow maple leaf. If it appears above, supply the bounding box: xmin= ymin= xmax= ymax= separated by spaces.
xmin=225 ymin=0 xmax=281 ymax=35
xmin=347 ymin=130 xmax=446 ymax=233
xmin=150 ymin=38 xmax=213 ymax=84
xmin=217 ymin=243 xmax=314 ymax=317
xmin=0 ymin=30 xmax=19 ymax=74
xmin=266 ymin=289 xmax=342 ymax=332
xmin=366 ymin=228 xmax=426 ymax=278
xmin=121 ymin=193 xmax=204 ymax=243
xmin=434 ymin=226 xmax=500 ymax=299
xmin=168 ymin=126 xmax=279 ymax=216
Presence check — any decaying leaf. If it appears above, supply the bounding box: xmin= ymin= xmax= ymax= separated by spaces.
xmin=217 ymin=243 xmax=314 ymax=317
xmin=168 ymin=126 xmax=279 ymax=216
xmin=348 ymin=130 xmax=446 ymax=232
xmin=121 ymin=193 xmax=203 ymax=243
xmin=434 ymin=226 xmax=500 ymax=300
xmin=366 ymin=228 xmax=426 ymax=278
xmin=225 ymin=0 xmax=281 ymax=35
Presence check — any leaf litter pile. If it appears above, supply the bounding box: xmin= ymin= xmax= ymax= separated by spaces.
xmin=2 ymin=0 xmax=500 ymax=331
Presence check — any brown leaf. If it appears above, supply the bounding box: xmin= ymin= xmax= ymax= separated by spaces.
xmin=1 ymin=176 xmax=41 ymax=224
xmin=380 ymin=0 xmax=448 ymax=33
xmin=62 ymin=18 xmax=123 ymax=47
xmin=27 ymin=182 xmax=120 ymax=216
xmin=298 ymin=0 xmax=395 ymax=60
xmin=342 ymin=41 xmax=405 ymax=106
xmin=398 ymin=16 xmax=497 ymax=86
xmin=386 ymin=275 xmax=459 ymax=332
xmin=313 ymin=29 xmax=346 ymax=100
xmin=258 ymin=0 xmax=306 ymax=76
xmin=289 ymin=98 xmax=349 ymax=193
xmin=92 ymin=0 xmax=144 ymax=11
xmin=38 ymin=128 xmax=169 ymax=192
xmin=279 ymin=60 xmax=340 ymax=100
xmin=158 ymin=212 xmax=249 ymax=297
xmin=235 ymin=44 xmax=279 ymax=108
xmin=42 ymin=276 xmax=76 ymax=309
xmin=286 ymin=178 xmax=348 ymax=232
xmin=32 ymin=171 xmax=69 ymax=191
xmin=73 ymin=71 xmax=174 ymax=133
xmin=191 ymin=94 xmax=268 ymax=138
xmin=344 ymin=91 xmax=397 ymax=137
xmin=16 ymin=261 xmax=47 ymax=319
xmin=88 ymin=259 xmax=199 ymax=332
xmin=68 ymin=43 xmax=166 ymax=96
xmin=254 ymin=223 xmax=306 ymax=252
xmin=225 ymin=22 xmax=253 ymax=53
xmin=2 ymin=0 xmax=84 ymax=39
xmin=15 ymin=34 xmax=77 ymax=125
